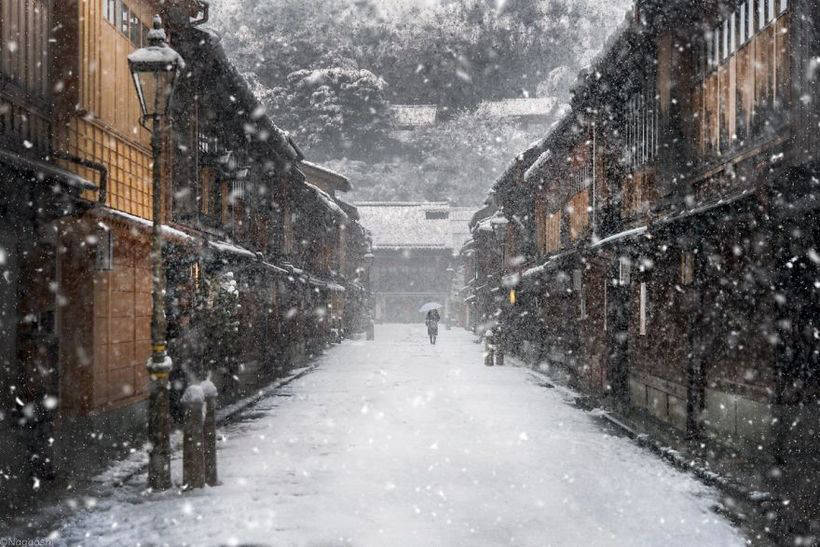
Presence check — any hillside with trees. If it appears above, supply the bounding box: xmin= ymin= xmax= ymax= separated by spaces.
xmin=208 ymin=0 xmax=631 ymax=205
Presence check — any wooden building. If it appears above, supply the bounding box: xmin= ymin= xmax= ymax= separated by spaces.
xmin=481 ymin=0 xmax=818 ymax=491
xmin=0 ymin=0 xmax=371 ymax=505
xmin=356 ymin=202 xmax=459 ymax=323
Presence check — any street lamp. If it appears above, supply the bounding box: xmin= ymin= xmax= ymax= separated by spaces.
xmin=490 ymin=212 xmax=509 ymax=271
xmin=445 ymin=266 xmax=455 ymax=330
xmin=489 ymin=212 xmax=509 ymax=366
xmin=362 ymin=251 xmax=375 ymax=339
xmin=128 ymin=15 xmax=185 ymax=492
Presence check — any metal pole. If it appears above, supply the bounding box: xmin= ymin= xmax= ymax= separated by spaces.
xmin=497 ymin=240 xmax=506 ymax=366
xmin=147 ymin=113 xmax=172 ymax=491
xmin=592 ymin=123 xmax=597 ymax=238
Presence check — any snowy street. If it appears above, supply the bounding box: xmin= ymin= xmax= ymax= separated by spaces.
xmin=56 ymin=325 xmax=743 ymax=546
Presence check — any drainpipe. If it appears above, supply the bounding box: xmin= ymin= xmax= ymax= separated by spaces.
xmin=592 ymin=123 xmax=597 ymax=238
xmin=53 ymin=151 xmax=108 ymax=205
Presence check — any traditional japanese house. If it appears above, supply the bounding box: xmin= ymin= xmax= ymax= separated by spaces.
xmin=357 ymin=202 xmax=457 ymax=323
xmin=1 ymin=0 xmax=102 ymax=500
xmin=494 ymin=0 xmax=818 ymax=487
xmin=465 ymin=197 xmax=502 ymax=334
xmin=1 ymin=0 xmax=373 ymax=502
xmin=301 ymin=161 xmax=356 ymax=338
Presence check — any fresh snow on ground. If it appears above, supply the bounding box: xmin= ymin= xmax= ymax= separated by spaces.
xmin=56 ymin=325 xmax=743 ymax=546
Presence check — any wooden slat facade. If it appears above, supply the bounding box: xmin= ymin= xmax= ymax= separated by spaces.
xmin=0 ymin=0 xmax=51 ymax=154
xmin=700 ymin=9 xmax=791 ymax=160
xmin=52 ymin=0 xmax=156 ymax=219
xmin=489 ymin=0 xmax=818 ymax=461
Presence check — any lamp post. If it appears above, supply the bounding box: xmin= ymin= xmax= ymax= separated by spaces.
xmin=128 ymin=15 xmax=185 ymax=491
xmin=490 ymin=212 xmax=509 ymax=278
xmin=363 ymin=251 xmax=375 ymax=339
xmin=490 ymin=212 xmax=509 ymax=366
xmin=445 ymin=265 xmax=455 ymax=330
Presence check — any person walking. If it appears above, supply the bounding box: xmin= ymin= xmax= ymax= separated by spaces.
xmin=425 ymin=308 xmax=440 ymax=345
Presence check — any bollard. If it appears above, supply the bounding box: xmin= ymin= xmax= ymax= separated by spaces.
xmin=494 ymin=326 xmax=505 ymax=366
xmin=495 ymin=346 xmax=505 ymax=366
xmin=200 ymin=380 xmax=218 ymax=487
xmin=182 ymin=385 xmax=205 ymax=489
xmin=366 ymin=319 xmax=375 ymax=341
xmin=484 ymin=330 xmax=495 ymax=367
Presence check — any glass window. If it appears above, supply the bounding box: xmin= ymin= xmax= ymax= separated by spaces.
xmin=706 ymin=31 xmax=714 ymax=69
xmin=747 ymin=0 xmax=754 ymax=38
xmin=104 ymin=0 xmax=118 ymax=25
xmin=130 ymin=13 xmax=140 ymax=45
xmin=768 ymin=0 xmax=775 ymax=21
xmin=730 ymin=13 xmax=736 ymax=52
xmin=779 ymin=0 xmax=788 ymax=13
xmin=722 ymin=19 xmax=729 ymax=59
xmin=738 ymin=7 xmax=745 ymax=45
xmin=714 ymin=26 xmax=720 ymax=66
xmin=758 ymin=0 xmax=766 ymax=30
xmin=121 ymin=4 xmax=130 ymax=35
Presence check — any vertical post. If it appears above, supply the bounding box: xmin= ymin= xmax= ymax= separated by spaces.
xmin=182 ymin=385 xmax=205 ymax=489
xmin=201 ymin=380 xmax=218 ymax=487
xmin=147 ymin=114 xmax=172 ymax=491
xmin=591 ymin=123 xmax=597 ymax=238
xmin=497 ymin=240 xmax=506 ymax=366
xmin=484 ymin=329 xmax=495 ymax=367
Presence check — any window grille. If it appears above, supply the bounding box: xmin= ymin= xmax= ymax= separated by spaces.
xmin=619 ymin=257 xmax=631 ymax=286
xmin=626 ymin=91 xmax=658 ymax=169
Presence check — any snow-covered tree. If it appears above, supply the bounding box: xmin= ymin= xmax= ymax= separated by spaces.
xmin=269 ymin=66 xmax=391 ymax=159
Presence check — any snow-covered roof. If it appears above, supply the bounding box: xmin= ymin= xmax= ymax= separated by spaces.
xmin=95 ymin=208 xmax=196 ymax=243
xmin=524 ymin=150 xmax=553 ymax=182
xmin=356 ymin=202 xmax=452 ymax=250
xmin=476 ymin=98 xmax=557 ymax=119
xmin=390 ymin=104 xmax=438 ymax=128
xmin=301 ymin=160 xmax=352 ymax=193
xmin=187 ymin=28 xmax=300 ymax=166
xmin=304 ymin=181 xmax=349 ymax=221
xmin=449 ymin=207 xmax=476 ymax=252
xmin=588 ymin=226 xmax=648 ymax=249
xmin=208 ymin=240 xmax=257 ymax=259
xmin=0 ymin=149 xmax=96 ymax=192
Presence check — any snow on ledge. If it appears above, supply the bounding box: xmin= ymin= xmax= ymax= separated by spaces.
xmin=589 ymin=225 xmax=648 ymax=249
xmin=208 ymin=240 xmax=256 ymax=259
xmin=304 ymin=181 xmax=348 ymax=220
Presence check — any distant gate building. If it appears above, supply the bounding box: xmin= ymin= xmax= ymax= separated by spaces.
xmin=356 ymin=203 xmax=472 ymax=323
